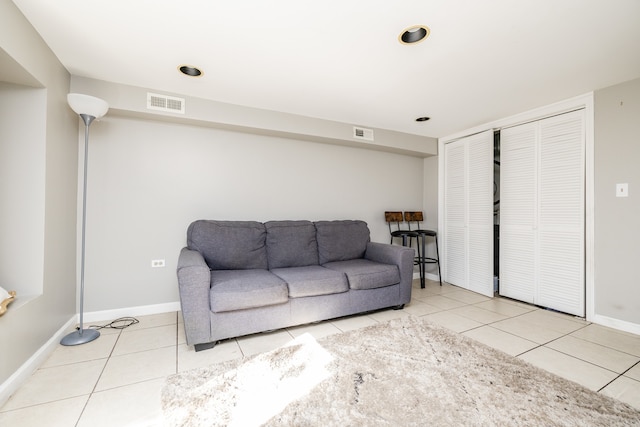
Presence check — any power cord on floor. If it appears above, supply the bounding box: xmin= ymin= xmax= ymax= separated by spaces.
xmin=88 ymin=317 xmax=140 ymax=330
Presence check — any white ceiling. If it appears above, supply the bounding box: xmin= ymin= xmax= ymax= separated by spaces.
xmin=11 ymin=0 xmax=640 ymax=138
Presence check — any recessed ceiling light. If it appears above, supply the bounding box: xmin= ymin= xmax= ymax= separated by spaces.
xmin=399 ymin=25 xmax=430 ymax=44
xmin=416 ymin=117 xmax=431 ymax=122
xmin=178 ymin=65 xmax=202 ymax=77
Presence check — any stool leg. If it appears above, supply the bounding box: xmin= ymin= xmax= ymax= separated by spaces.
xmin=420 ymin=234 xmax=426 ymax=288
xmin=434 ymin=234 xmax=442 ymax=286
xmin=416 ymin=235 xmax=422 ymax=288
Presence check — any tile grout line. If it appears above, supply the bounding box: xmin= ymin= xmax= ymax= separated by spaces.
xmin=495 ymin=321 xmax=636 ymax=397
xmin=445 ymin=302 xmax=600 ymax=363
xmin=618 ymin=360 xmax=640 ymax=377
xmin=598 ymin=360 xmax=640 ymax=393
xmin=440 ymin=298 xmax=539 ymax=336
xmin=500 ymin=316 xmax=595 ymax=359
xmin=539 ymin=322 xmax=640 ymax=376
xmin=74 ymin=328 xmax=123 ymax=427
xmin=512 ymin=323 xmax=591 ymax=358
xmin=443 ymin=304 xmax=634 ymax=399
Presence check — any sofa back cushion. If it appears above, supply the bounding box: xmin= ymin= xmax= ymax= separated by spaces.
xmin=187 ymin=220 xmax=268 ymax=270
xmin=314 ymin=220 xmax=370 ymax=264
xmin=265 ymin=221 xmax=319 ymax=269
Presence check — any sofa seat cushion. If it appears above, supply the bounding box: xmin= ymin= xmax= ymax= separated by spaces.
xmin=271 ymin=266 xmax=348 ymax=298
xmin=323 ymin=259 xmax=400 ymax=290
xmin=210 ymin=269 xmax=288 ymax=313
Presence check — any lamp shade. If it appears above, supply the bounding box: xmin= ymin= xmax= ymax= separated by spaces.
xmin=67 ymin=93 xmax=109 ymax=118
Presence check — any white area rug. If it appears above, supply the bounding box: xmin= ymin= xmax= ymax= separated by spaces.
xmin=162 ymin=316 xmax=640 ymax=426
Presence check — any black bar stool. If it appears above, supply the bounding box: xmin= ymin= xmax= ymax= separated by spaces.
xmin=404 ymin=211 xmax=441 ymax=288
xmin=385 ymin=211 xmax=421 ymax=287
xmin=384 ymin=211 xmax=419 ymax=247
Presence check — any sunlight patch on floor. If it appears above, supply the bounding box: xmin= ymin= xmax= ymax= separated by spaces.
xmin=227 ymin=333 xmax=333 ymax=426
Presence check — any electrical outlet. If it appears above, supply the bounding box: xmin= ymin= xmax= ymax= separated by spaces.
xmin=616 ymin=183 xmax=629 ymax=197
xmin=151 ymin=259 xmax=166 ymax=268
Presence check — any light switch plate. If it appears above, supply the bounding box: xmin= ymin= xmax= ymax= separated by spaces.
xmin=616 ymin=183 xmax=629 ymax=197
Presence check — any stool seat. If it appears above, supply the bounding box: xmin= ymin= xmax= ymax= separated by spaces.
xmin=391 ymin=230 xmax=419 ymax=237
xmin=390 ymin=229 xmax=419 ymax=246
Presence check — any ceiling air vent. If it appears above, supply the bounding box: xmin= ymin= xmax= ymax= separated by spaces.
xmin=353 ymin=126 xmax=374 ymax=141
xmin=147 ymin=92 xmax=185 ymax=114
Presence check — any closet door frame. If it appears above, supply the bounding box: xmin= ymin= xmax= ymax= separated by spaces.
xmin=438 ymin=93 xmax=595 ymax=320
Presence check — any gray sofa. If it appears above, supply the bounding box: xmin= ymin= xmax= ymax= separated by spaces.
xmin=177 ymin=219 xmax=414 ymax=351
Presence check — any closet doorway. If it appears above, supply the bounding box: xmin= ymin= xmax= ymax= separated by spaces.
xmin=442 ymin=108 xmax=587 ymax=317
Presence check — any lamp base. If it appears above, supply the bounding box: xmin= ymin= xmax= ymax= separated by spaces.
xmin=60 ymin=328 xmax=100 ymax=346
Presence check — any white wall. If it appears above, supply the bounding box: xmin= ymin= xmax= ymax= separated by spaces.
xmin=0 ymin=83 xmax=46 ymax=297
xmin=594 ymin=77 xmax=640 ymax=327
xmin=422 ymin=155 xmax=439 ymax=277
xmin=81 ymin=115 xmax=425 ymax=312
xmin=71 ymin=76 xmax=438 ymax=158
xmin=0 ymin=0 xmax=77 ymax=394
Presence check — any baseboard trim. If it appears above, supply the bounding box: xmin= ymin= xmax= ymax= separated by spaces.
xmin=591 ymin=313 xmax=640 ymax=336
xmin=412 ymin=272 xmax=440 ymax=282
xmin=82 ymin=301 xmax=182 ymax=323
xmin=0 ymin=317 xmax=76 ymax=407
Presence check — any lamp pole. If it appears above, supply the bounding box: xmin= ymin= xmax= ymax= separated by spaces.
xmin=61 ymin=94 xmax=108 ymax=346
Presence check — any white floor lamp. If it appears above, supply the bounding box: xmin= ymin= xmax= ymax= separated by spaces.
xmin=61 ymin=93 xmax=109 ymax=346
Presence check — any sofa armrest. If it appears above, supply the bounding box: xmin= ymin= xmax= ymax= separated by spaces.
xmin=365 ymin=242 xmax=414 ymax=304
xmin=177 ymin=247 xmax=212 ymax=346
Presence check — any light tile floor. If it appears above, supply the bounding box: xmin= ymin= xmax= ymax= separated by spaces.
xmin=2 ymin=279 xmax=639 ymax=426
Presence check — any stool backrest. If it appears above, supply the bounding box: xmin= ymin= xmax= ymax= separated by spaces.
xmin=384 ymin=211 xmax=404 ymax=233
xmin=404 ymin=211 xmax=424 ymax=230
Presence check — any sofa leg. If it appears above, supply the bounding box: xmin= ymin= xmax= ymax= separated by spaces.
xmin=194 ymin=341 xmax=217 ymax=352
xmin=393 ymin=304 xmax=405 ymax=310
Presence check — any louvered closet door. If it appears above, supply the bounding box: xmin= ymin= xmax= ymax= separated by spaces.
xmin=444 ymin=130 xmax=494 ymax=297
xmin=500 ymin=110 xmax=585 ymax=316
xmin=537 ymin=110 xmax=585 ymax=315
xmin=500 ymin=122 xmax=537 ymax=304
xmin=444 ymin=139 xmax=466 ymax=287
xmin=466 ymin=132 xmax=495 ymax=297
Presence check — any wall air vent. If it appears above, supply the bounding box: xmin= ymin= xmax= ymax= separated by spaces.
xmin=353 ymin=126 xmax=374 ymax=141
xmin=147 ymin=92 xmax=185 ymax=114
